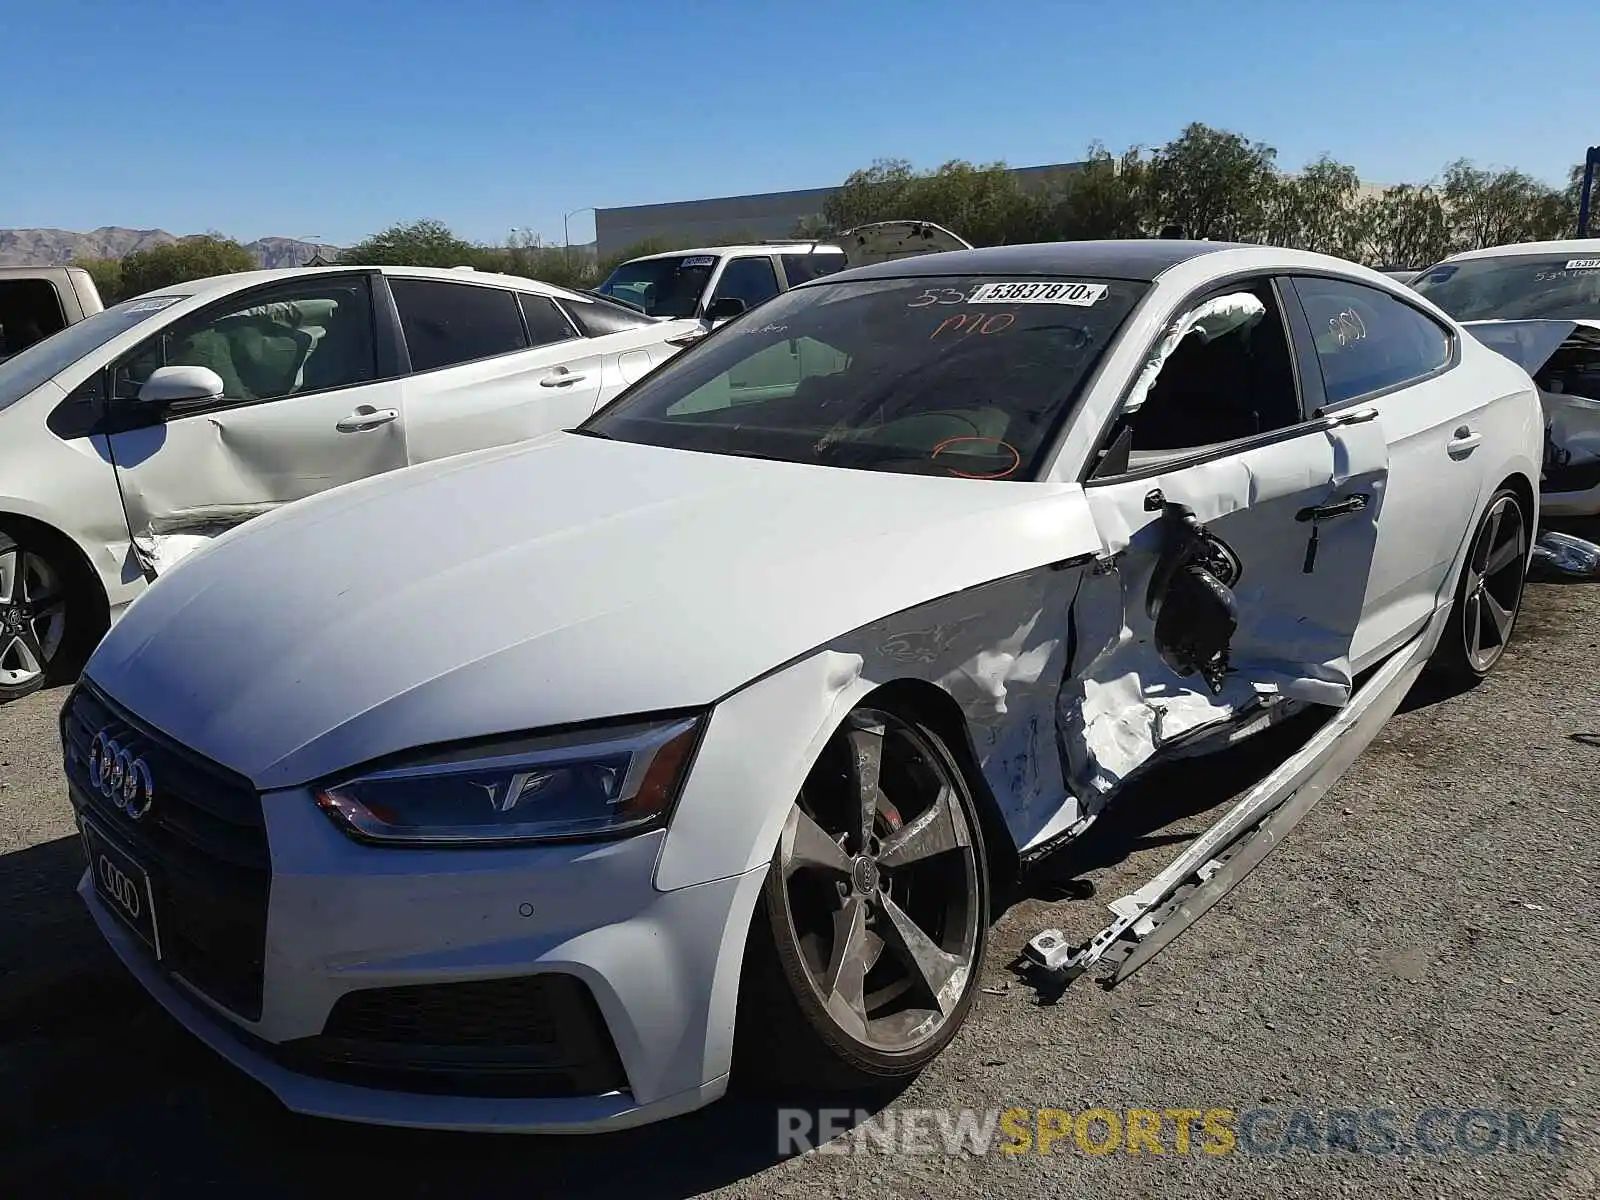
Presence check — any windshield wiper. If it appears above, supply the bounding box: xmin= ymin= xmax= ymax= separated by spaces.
xmin=565 ymin=427 xmax=615 ymax=440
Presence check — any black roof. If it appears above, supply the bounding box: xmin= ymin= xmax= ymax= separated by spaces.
xmin=823 ymin=239 xmax=1244 ymax=286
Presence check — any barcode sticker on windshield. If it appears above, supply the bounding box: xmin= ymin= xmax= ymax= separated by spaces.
xmin=1565 ymin=259 xmax=1600 ymax=270
xmin=122 ymin=296 xmax=182 ymax=313
xmin=680 ymin=256 xmax=716 ymax=268
xmin=968 ymin=281 xmax=1108 ymax=306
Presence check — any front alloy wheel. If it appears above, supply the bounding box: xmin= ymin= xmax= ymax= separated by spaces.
xmin=737 ymin=707 xmax=989 ymax=1090
xmin=0 ymin=534 xmax=68 ymax=700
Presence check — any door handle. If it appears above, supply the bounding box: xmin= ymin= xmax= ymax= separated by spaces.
xmin=1447 ymin=426 xmax=1482 ymax=455
xmin=1295 ymin=493 xmax=1371 ymax=523
xmin=539 ymin=370 xmax=589 ymax=387
xmin=1319 ymin=406 xmax=1380 ymax=428
xmin=335 ymin=407 xmax=399 ymax=432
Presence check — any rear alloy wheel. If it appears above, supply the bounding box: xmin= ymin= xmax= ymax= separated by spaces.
xmin=736 ymin=707 xmax=989 ymax=1091
xmin=1431 ymin=489 xmax=1528 ymax=684
xmin=0 ymin=533 xmax=73 ymax=702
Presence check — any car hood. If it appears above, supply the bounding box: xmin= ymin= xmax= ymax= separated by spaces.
xmin=830 ymin=220 xmax=973 ymax=267
xmin=1462 ymin=318 xmax=1600 ymax=375
xmin=85 ymin=433 xmax=1091 ymax=790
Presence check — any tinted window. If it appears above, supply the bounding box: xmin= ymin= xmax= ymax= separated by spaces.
xmin=584 ymin=275 xmax=1147 ymax=480
xmin=1292 ymin=277 xmax=1451 ymax=405
xmin=1411 ymin=253 xmax=1600 ymax=321
xmin=113 ymin=280 xmax=377 ymax=403
xmin=0 ymin=294 xmax=186 ymax=414
xmin=0 ymin=279 xmax=68 ymax=358
xmin=519 ymin=293 xmax=577 ymax=348
xmin=711 ymin=257 xmax=780 ymax=311
xmin=391 ymin=279 xmax=527 ymax=372
xmin=780 ymin=252 xmax=848 ymax=287
xmin=594 ymin=255 xmax=718 ymax=318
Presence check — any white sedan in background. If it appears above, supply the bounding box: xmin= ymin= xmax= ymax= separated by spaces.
xmin=0 ymin=265 xmax=702 ymax=700
xmin=67 ymin=240 xmax=1540 ymax=1134
xmin=1411 ymin=239 xmax=1600 ymax=516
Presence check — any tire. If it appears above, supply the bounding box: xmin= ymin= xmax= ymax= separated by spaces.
xmin=1428 ymin=487 xmax=1529 ymax=686
xmin=734 ymin=706 xmax=990 ymax=1093
xmin=0 ymin=529 xmax=93 ymax=702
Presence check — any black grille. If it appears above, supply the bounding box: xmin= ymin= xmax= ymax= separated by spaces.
xmin=268 ymin=974 xmax=629 ymax=1098
xmin=62 ymin=682 xmax=270 ymax=1020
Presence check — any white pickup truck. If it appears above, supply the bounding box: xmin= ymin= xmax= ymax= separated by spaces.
xmin=594 ymin=220 xmax=971 ymax=323
xmin=0 ymin=266 xmax=104 ymax=361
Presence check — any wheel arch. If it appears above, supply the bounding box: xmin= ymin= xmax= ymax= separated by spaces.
xmin=0 ymin=509 xmax=111 ymax=633
xmin=853 ymin=677 xmax=1021 ymax=903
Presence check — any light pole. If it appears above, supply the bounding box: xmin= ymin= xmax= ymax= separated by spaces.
xmin=563 ymin=207 xmax=595 ymax=269
xmin=296 ymin=235 xmax=323 ymax=266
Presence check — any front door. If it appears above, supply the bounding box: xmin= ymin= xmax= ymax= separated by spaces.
xmin=1061 ymin=278 xmax=1389 ymax=802
xmin=104 ymin=274 xmax=407 ymax=575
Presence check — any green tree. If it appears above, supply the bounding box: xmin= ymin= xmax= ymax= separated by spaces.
xmin=1042 ymin=143 xmax=1153 ymax=240
xmin=1350 ymin=184 xmax=1453 ymax=267
xmin=1260 ymin=154 xmax=1364 ymax=257
xmin=118 ymin=234 xmax=256 ymax=299
xmin=821 ymin=158 xmax=1042 ymax=245
xmin=1147 ymin=123 xmax=1280 ymax=242
xmin=342 ymin=218 xmax=478 ymax=268
xmin=1440 ymin=160 xmax=1570 ymax=251
xmin=70 ymin=255 xmax=125 ymax=304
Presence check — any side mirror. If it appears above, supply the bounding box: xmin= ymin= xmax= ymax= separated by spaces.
xmin=138 ymin=365 xmax=225 ymax=405
xmin=705 ymin=296 xmax=747 ymax=322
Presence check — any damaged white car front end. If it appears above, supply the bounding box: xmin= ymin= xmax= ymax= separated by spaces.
xmin=63 ymin=241 xmax=1542 ymax=1132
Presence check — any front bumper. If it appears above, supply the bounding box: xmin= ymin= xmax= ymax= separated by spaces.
xmin=76 ymin=792 xmax=768 ymax=1134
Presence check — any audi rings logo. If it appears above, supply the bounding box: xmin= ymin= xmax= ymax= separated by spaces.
xmin=88 ymin=730 xmax=155 ymax=820
xmin=97 ymin=854 xmax=142 ymax=918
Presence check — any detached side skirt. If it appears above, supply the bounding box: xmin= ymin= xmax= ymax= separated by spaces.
xmin=1022 ymin=612 xmax=1436 ymax=990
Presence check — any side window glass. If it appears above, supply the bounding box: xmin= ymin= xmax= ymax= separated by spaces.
xmin=780 ymin=253 xmax=847 ymax=287
xmin=1292 ymin=277 xmax=1451 ymax=405
xmin=1106 ymin=283 xmax=1303 ymax=464
xmin=113 ymin=278 xmax=377 ymax=403
xmin=390 ymin=279 xmax=528 ymax=372
xmin=518 ymin=293 xmax=578 ymax=348
xmin=710 ymin=257 xmax=781 ymax=312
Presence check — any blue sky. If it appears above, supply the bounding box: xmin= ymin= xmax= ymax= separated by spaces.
xmin=3 ymin=0 xmax=1594 ymax=247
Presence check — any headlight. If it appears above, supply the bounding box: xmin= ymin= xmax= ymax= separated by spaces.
xmin=314 ymin=715 xmax=704 ymax=846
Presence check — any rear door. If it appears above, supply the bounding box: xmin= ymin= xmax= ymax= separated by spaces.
xmin=103 ymin=273 xmax=407 ymax=575
xmin=1285 ymin=276 xmax=1486 ymax=666
xmin=1063 ymin=278 xmax=1389 ymax=798
xmin=389 ymin=278 xmax=607 ymax=464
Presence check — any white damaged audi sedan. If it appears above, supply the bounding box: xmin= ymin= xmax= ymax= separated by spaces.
xmin=65 ymin=240 xmax=1543 ymax=1134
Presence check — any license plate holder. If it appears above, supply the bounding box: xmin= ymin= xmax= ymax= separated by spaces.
xmin=80 ymin=815 xmax=162 ymax=959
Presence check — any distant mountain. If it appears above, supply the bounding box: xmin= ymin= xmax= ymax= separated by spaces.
xmin=0 ymin=226 xmax=342 ymax=269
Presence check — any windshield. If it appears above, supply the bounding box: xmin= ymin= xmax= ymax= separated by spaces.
xmin=1411 ymin=253 xmax=1600 ymax=321
xmin=0 ymin=293 xmax=187 ymax=414
xmin=595 ymin=255 xmax=720 ymax=318
xmin=582 ymin=274 xmax=1147 ymax=479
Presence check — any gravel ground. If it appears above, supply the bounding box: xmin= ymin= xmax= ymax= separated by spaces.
xmin=1 ymin=568 xmax=1596 ymax=1199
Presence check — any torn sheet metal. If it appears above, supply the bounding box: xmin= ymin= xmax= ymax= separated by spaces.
xmin=1064 ymin=417 xmax=1386 ymax=800
xmin=831 ymin=566 xmax=1087 ymax=851
xmin=1024 ymin=618 xmax=1433 ymax=989
xmin=1530 ymin=530 xmax=1600 ymax=579
xmin=1123 ymin=292 xmax=1266 ymax=416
